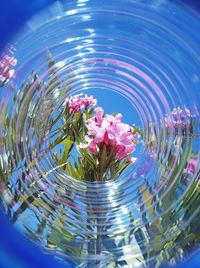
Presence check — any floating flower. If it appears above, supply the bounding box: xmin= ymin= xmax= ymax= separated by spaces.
xmin=165 ymin=107 xmax=192 ymax=129
xmin=80 ymin=107 xmax=138 ymax=160
xmin=65 ymin=93 xmax=97 ymax=113
xmin=0 ymin=54 xmax=17 ymax=83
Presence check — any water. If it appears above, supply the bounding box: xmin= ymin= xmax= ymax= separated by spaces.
xmin=0 ymin=0 xmax=199 ymax=267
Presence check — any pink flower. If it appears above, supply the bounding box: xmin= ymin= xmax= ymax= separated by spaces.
xmin=0 ymin=54 xmax=17 ymax=83
xmin=82 ymin=94 xmax=97 ymax=107
xmin=80 ymin=107 xmax=138 ymax=161
xmin=65 ymin=93 xmax=97 ymax=113
xmin=65 ymin=94 xmax=83 ymax=113
xmin=165 ymin=107 xmax=192 ymax=129
xmin=186 ymin=158 xmax=198 ymax=174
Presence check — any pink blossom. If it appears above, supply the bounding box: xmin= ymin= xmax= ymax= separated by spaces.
xmin=82 ymin=94 xmax=97 ymax=107
xmin=65 ymin=93 xmax=97 ymax=113
xmin=165 ymin=107 xmax=192 ymax=129
xmin=65 ymin=94 xmax=82 ymax=113
xmin=0 ymin=54 xmax=17 ymax=83
xmin=186 ymin=158 xmax=198 ymax=174
xmin=80 ymin=107 xmax=138 ymax=161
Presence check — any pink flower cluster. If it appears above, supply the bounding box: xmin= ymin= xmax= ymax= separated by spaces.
xmin=0 ymin=54 xmax=17 ymax=83
xmin=65 ymin=93 xmax=97 ymax=113
xmin=165 ymin=107 xmax=192 ymax=129
xmin=80 ymin=107 xmax=138 ymax=160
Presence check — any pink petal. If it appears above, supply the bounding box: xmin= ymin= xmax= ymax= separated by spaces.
xmin=95 ymin=107 xmax=104 ymax=125
xmin=94 ymin=131 xmax=105 ymax=143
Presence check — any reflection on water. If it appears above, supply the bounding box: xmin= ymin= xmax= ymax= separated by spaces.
xmin=0 ymin=0 xmax=199 ymax=267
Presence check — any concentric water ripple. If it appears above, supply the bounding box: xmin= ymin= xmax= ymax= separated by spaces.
xmin=0 ymin=0 xmax=199 ymax=267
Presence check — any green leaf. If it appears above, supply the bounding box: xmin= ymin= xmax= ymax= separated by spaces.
xmin=71 ymin=122 xmax=81 ymax=141
xmin=84 ymin=107 xmax=95 ymax=119
xmin=106 ymin=146 xmax=115 ymax=167
xmin=79 ymin=148 xmax=97 ymax=169
xmin=49 ymin=132 xmax=66 ymax=150
xmin=99 ymin=144 xmax=107 ymax=181
xmin=61 ymin=138 xmax=74 ymax=163
xmin=75 ymin=111 xmax=82 ymax=122
xmin=66 ymin=162 xmax=77 ymax=178
xmin=0 ymin=164 xmax=7 ymax=183
xmin=132 ymin=126 xmax=143 ymax=136
xmin=51 ymin=108 xmax=66 ymax=126
xmin=61 ymin=137 xmax=74 ymax=146
xmin=111 ymin=159 xmax=132 ymax=178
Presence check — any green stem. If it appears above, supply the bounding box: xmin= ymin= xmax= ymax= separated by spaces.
xmin=48 ymin=132 xmax=66 ymax=150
